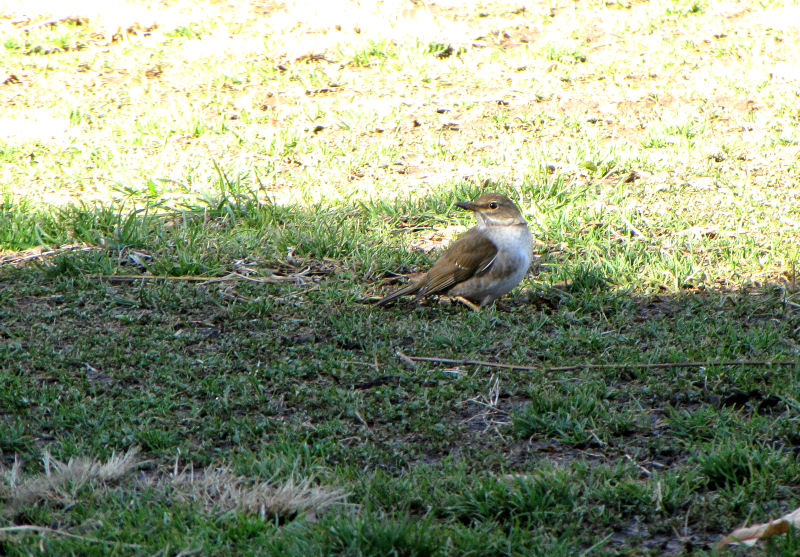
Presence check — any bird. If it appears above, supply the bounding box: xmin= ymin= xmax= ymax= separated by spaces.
xmin=376 ymin=192 xmax=533 ymax=309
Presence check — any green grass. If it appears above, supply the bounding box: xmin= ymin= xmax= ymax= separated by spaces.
xmin=2 ymin=0 xmax=800 ymax=555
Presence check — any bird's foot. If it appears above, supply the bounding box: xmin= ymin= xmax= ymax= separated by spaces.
xmin=453 ymin=296 xmax=481 ymax=312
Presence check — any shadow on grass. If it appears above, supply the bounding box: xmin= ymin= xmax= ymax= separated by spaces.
xmin=1 ymin=182 xmax=799 ymax=554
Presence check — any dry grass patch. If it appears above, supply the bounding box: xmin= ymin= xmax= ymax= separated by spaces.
xmin=161 ymin=464 xmax=348 ymax=519
xmin=1 ymin=447 xmax=346 ymax=521
xmin=0 ymin=447 xmax=143 ymax=517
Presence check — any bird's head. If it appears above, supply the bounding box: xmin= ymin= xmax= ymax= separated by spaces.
xmin=455 ymin=193 xmax=526 ymax=227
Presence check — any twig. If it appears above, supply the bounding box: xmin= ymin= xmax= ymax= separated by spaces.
xmin=200 ymin=269 xmax=312 ymax=285
xmin=0 ymin=245 xmax=95 ymax=266
xmin=547 ymin=360 xmax=797 ymax=372
xmin=0 ymin=525 xmax=142 ymax=548
xmin=403 ymin=355 xmax=539 ymax=371
xmin=94 ymin=274 xmax=215 ymax=282
xmin=91 ymin=270 xmax=311 ymax=284
xmin=395 ymin=350 xmax=418 ymax=368
xmin=401 ymin=355 xmax=797 ymax=373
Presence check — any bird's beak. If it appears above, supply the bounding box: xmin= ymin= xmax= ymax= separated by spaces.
xmin=455 ymin=201 xmax=478 ymax=212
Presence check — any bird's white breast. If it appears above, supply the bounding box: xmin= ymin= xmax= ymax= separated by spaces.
xmin=484 ymin=224 xmax=532 ymax=266
xmin=448 ymin=223 xmax=532 ymax=305
xmin=484 ymin=224 xmax=532 ymax=289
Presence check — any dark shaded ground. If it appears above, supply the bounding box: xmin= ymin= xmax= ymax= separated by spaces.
xmin=2 ymin=252 xmax=799 ymax=553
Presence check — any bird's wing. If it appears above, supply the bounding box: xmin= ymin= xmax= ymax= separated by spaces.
xmin=417 ymin=228 xmax=498 ymax=297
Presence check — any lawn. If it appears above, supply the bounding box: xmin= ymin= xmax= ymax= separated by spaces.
xmin=1 ymin=0 xmax=800 ymax=554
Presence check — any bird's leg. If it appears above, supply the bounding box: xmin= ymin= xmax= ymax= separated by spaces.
xmin=453 ymin=296 xmax=481 ymax=312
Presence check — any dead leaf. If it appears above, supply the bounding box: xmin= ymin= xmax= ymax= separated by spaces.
xmin=718 ymin=506 xmax=800 ymax=548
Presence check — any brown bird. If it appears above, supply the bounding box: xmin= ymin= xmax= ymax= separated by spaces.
xmin=376 ymin=193 xmax=533 ymax=308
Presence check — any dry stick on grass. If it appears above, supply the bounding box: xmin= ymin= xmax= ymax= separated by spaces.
xmin=397 ymin=352 xmax=798 ymax=372
xmin=92 ymin=269 xmax=312 ymax=284
xmin=547 ymin=360 xmax=798 ymax=372
xmin=0 ymin=245 xmax=96 ymax=266
xmin=0 ymin=525 xmax=142 ymax=549
xmin=398 ymin=352 xmax=538 ymax=371
xmin=94 ymin=274 xmax=213 ymax=282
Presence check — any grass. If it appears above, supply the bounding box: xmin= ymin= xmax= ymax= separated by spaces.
xmin=1 ymin=0 xmax=800 ymax=554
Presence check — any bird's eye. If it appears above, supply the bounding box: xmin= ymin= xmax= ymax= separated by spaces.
xmin=488 ymin=202 xmax=498 ymax=209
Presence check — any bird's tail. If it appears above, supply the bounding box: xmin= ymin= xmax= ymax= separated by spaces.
xmin=375 ymin=280 xmax=422 ymax=306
